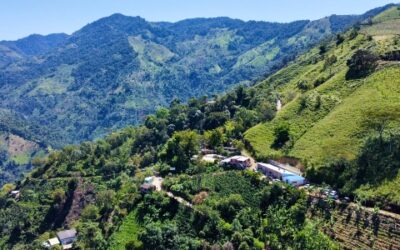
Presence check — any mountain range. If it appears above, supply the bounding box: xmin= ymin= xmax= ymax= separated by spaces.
xmin=1 ymin=4 xmax=400 ymax=250
xmin=0 ymin=6 xmax=392 ymax=184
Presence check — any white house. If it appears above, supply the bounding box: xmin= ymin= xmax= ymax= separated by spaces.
xmin=9 ymin=190 xmax=20 ymax=200
xmin=202 ymin=154 xmax=225 ymax=163
xmin=257 ymin=162 xmax=305 ymax=186
xmin=42 ymin=237 xmax=60 ymax=248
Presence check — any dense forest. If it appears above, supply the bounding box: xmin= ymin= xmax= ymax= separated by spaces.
xmin=0 ymin=83 xmax=339 ymax=249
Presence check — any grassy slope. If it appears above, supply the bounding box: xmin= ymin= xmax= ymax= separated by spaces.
xmin=291 ymin=66 xmax=400 ymax=164
xmin=108 ymin=209 xmax=142 ymax=250
xmin=245 ymin=8 xmax=400 ymax=164
xmin=245 ymin=34 xmax=369 ymax=160
xmin=245 ymin=7 xmax=400 ymax=202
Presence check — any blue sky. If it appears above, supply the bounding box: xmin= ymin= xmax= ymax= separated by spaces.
xmin=0 ymin=0 xmax=397 ymax=40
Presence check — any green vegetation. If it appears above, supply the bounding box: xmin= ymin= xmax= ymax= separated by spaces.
xmin=1 ymin=4 xmax=400 ymax=250
xmin=245 ymin=6 xmax=400 ymax=207
xmin=0 ymin=79 xmax=337 ymax=249
xmin=0 ymin=9 xmax=381 ymax=185
xmin=108 ymin=209 xmax=142 ymax=250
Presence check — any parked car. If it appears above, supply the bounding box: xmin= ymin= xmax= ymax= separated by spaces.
xmin=342 ymin=197 xmax=351 ymax=203
xmin=329 ymin=190 xmax=339 ymax=200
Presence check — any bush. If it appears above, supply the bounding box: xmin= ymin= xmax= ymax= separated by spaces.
xmin=296 ymin=80 xmax=310 ymax=91
xmin=336 ymin=34 xmax=345 ymax=45
xmin=313 ymin=77 xmax=326 ymax=87
xmin=346 ymin=50 xmax=379 ymax=79
xmin=272 ymin=123 xmax=291 ymax=149
xmin=323 ymin=55 xmax=337 ymax=70
xmin=319 ymin=45 xmax=327 ymax=55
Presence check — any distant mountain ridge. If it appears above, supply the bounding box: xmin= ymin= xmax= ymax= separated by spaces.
xmin=0 ymin=9 xmax=386 ymax=145
xmin=0 ymin=33 xmax=69 ymax=68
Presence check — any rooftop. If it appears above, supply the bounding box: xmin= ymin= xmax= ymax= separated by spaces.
xmin=48 ymin=237 xmax=60 ymax=246
xmin=56 ymin=229 xmax=77 ymax=240
xmin=283 ymin=175 xmax=305 ymax=182
xmin=257 ymin=162 xmax=297 ymax=176
xmin=230 ymin=155 xmax=250 ymax=162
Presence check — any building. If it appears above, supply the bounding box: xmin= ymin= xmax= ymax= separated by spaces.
xmin=223 ymin=146 xmax=240 ymax=155
xmin=201 ymin=148 xmax=215 ymax=155
xmin=144 ymin=176 xmax=153 ymax=184
xmin=220 ymin=155 xmax=251 ymax=170
xmin=42 ymin=237 xmax=60 ymax=248
xmin=202 ymin=154 xmax=226 ymax=163
xmin=9 ymin=190 xmax=20 ymax=200
xmin=140 ymin=183 xmax=156 ymax=193
xmin=56 ymin=229 xmax=77 ymax=249
xmin=257 ymin=162 xmax=305 ymax=186
xmin=282 ymin=175 xmax=306 ymax=187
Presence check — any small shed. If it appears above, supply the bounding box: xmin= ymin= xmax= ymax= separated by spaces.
xmin=56 ymin=229 xmax=77 ymax=247
xmin=42 ymin=237 xmax=60 ymax=248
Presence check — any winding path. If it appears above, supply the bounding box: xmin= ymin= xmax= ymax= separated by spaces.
xmin=150 ymin=176 xmax=193 ymax=208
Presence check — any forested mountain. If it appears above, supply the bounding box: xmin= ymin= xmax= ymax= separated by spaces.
xmin=0 ymin=9 xmax=386 ymax=148
xmin=1 ymin=5 xmax=400 ymax=249
xmin=0 ymin=6 xmax=392 ymax=185
xmin=0 ymin=109 xmax=48 ymax=185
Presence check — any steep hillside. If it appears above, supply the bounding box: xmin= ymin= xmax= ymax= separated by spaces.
xmin=0 ymin=132 xmax=45 ymax=185
xmin=0 ymin=109 xmax=48 ymax=185
xmin=0 ymin=11 xmax=384 ymax=185
xmin=0 ymin=96 xmax=338 ymax=249
xmin=245 ymin=6 xmax=400 ymax=206
xmin=0 ymin=11 xmax=381 ymax=149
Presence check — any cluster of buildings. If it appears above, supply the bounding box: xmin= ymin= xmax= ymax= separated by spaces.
xmin=43 ymin=229 xmax=77 ymax=249
xmin=218 ymin=154 xmax=306 ymax=187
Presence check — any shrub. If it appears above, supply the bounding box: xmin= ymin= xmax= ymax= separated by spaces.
xmin=336 ymin=34 xmax=345 ymax=45
xmin=313 ymin=77 xmax=326 ymax=87
xmin=319 ymin=45 xmax=327 ymax=55
xmin=346 ymin=50 xmax=379 ymax=79
xmin=323 ymin=55 xmax=337 ymax=70
xmin=296 ymin=80 xmax=309 ymax=91
xmin=272 ymin=122 xmax=291 ymax=149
